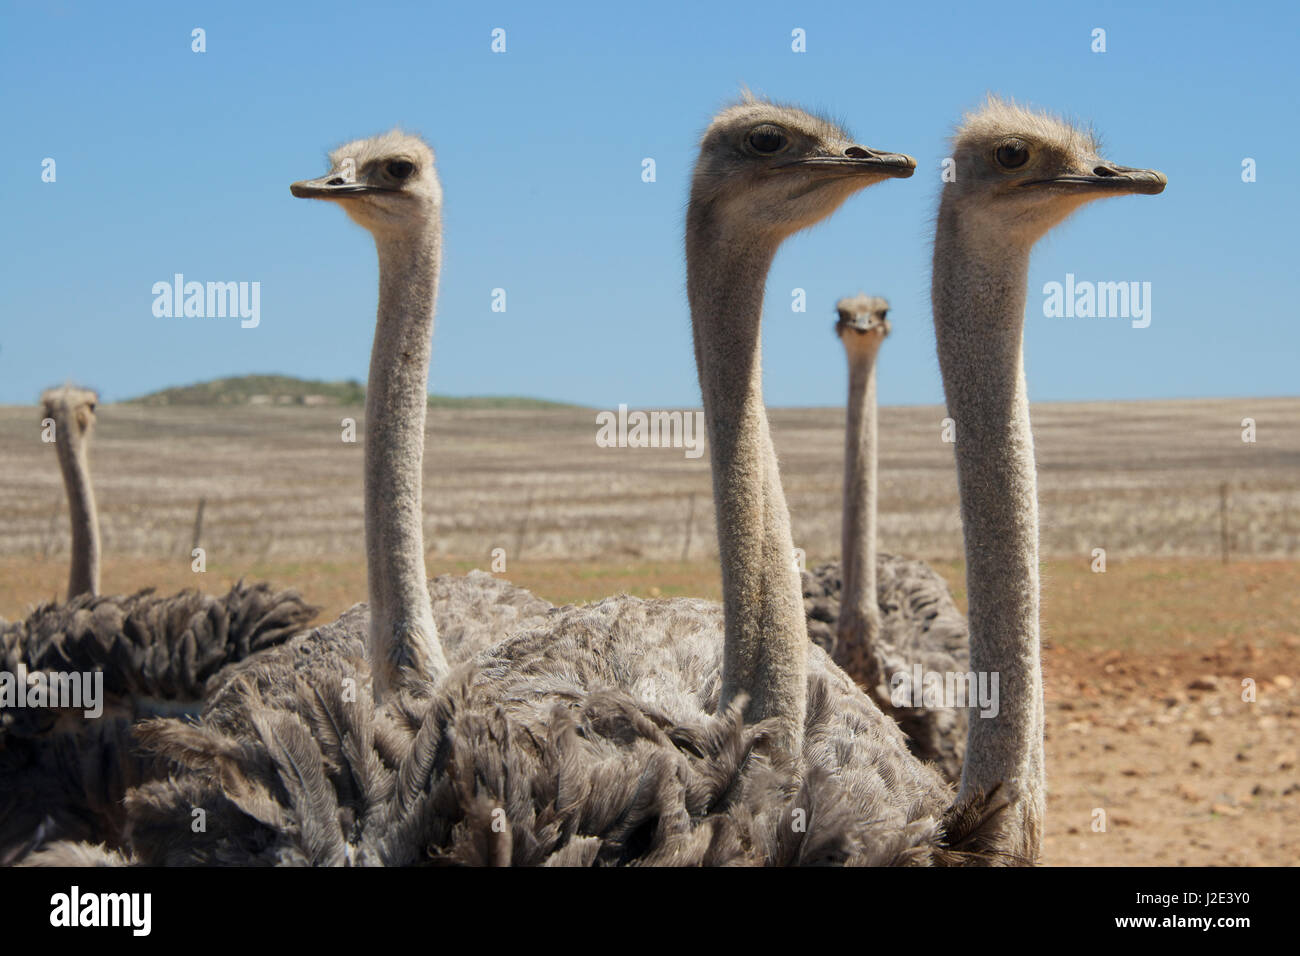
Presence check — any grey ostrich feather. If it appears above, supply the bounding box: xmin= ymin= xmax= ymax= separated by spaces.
xmin=28 ymin=589 xmax=1008 ymax=867
xmin=1 ymin=580 xmax=318 ymax=863
xmin=802 ymin=556 xmax=970 ymax=782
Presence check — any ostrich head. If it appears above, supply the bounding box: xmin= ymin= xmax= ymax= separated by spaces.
xmin=835 ymin=294 xmax=891 ymax=360
xmin=944 ymin=96 xmax=1166 ymax=246
xmin=689 ymin=97 xmax=916 ymax=242
xmin=290 ymin=129 xmax=440 ymax=237
xmin=41 ymin=385 xmax=98 ymax=441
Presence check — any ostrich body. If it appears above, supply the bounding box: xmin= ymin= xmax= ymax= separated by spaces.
xmin=1 ymin=582 xmax=318 ymax=864
xmin=1 ymin=387 xmax=317 ymax=863
xmin=802 ymin=297 xmax=970 ymax=782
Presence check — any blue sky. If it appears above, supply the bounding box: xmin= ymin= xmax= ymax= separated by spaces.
xmin=2 ymin=0 xmax=1296 ymax=407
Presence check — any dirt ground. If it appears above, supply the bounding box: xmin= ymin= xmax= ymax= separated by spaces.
xmin=1041 ymin=639 xmax=1299 ymax=865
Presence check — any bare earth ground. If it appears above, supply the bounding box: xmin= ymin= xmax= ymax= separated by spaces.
xmin=2 ymin=398 xmax=1298 ymax=865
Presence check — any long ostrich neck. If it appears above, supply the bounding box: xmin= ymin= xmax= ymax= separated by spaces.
xmin=687 ymin=217 xmax=808 ymax=755
xmin=365 ymin=225 xmax=448 ymax=697
xmin=837 ymin=340 xmax=881 ymax=680
xmin=56 ymin=423 xmax=99 ymax=598
xmin=932 ymin=201 xmax=1044 ymax=857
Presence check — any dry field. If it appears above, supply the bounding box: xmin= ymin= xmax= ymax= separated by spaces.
xmin=2 ymin=397 xmax=1298 ymax=866
xmin=2 ymin=398 xmax=1298 ymax=568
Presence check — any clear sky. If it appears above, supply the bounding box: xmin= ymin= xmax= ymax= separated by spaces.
xmin=2 ymin=0 xmax=1296 ymax=408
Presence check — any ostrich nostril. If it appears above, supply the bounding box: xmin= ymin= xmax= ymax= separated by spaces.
xmin=1093 ymin=165 xmax=1118 ymax=177
xmin=844 ymin=146 xmax=872 ymax=159
xmin=327 ymin=177 xmax=345 ymax=186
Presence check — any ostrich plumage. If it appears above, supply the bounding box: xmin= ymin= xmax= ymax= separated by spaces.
xmin=37 ymin=581 xmax=1004 ymax=866
xmin=1 ymin=580 xmax=317 ymax=863
xmin=802 ymin=557 xmax=969 ymax=781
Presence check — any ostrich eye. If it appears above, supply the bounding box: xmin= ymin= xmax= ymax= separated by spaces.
xmin=386 ymin=160 xmax=415 ymax=180
xmin=995 ymin=140 xmax=1030 ymax=169
xmin=747 ymin=126 xmax=787 ymax=154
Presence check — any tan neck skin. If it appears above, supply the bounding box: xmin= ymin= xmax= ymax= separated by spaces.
xmin=836 ymin=335 xmax=883 ymax=684
xmin=56 ymin=422 xmax=100 ymax=599
xmin=365 ymin=225 xmax=449 ymax=698
xmin=932 ymin=202 xmax=1044 ymax=858
xmin=687 ymin=215 xmax=809 ymax=756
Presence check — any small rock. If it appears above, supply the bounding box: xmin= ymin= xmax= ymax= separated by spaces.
xmin=1211 ymin=803 xmax=1244 ymax=817
xmin=1275 ymin=675 xmax=1294 ymax=690
xmin=1190 ymin=728 xmax=1212 ymax=745
xmin=1188 ymin=676 xmax=1218 ymax=691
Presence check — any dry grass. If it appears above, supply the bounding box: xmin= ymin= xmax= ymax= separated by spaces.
xmin=5 ymin=554 xmax=1296 ymax=657
xmin=3 ymin=399 xmax=1298 ymax=568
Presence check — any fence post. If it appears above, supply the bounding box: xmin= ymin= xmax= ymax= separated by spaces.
xmin=681 ymin=492 xmax=696 ymax=562
xmin=1219 ymin=482 xmax=1229 ymax=564
xmin=192 ymin=497 xmax=206 ymax=553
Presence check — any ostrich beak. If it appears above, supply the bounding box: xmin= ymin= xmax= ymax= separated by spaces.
xmin=290 ymin=174 xmax=397 ymax=199
xmin=780 ymin=149 xmax=917 ymax=179
xmin=1021 ymin=164 xmax=1167 ymax=195
xmin=838 ymin=312 xmax=891 ymax=335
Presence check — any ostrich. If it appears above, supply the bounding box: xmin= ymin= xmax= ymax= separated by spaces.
xmin=285 ymin=130 xmax=551 ymax=688
xmin=287 ymin=131 xmax=480 ymax=697
xmin=40 ymin=386 xmax=101 ymax=598
xmin=802 ymin=296 xmax=970 ymax=782
xmin=35 ymin=97 xmax=1162 ymax=867
xmin=933 ymin=96 xmax=1165 ymax=854
xmin=1 ymin=386 xmax=319 ymax=863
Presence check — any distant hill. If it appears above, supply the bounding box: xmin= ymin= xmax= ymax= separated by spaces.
xmin=127 ymin=374 xmax=579 ymax=410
